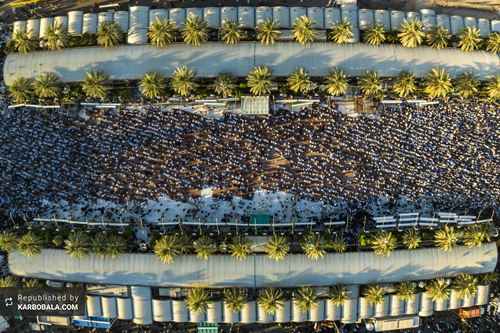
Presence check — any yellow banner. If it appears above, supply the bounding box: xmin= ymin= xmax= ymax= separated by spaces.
xmin=11 ymin=0 xmax=48 ymax=7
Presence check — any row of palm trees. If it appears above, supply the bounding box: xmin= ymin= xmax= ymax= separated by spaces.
xmin=10 ymin=16 xmax=500 ymax=54
xmin=143 ymin=272 xmax=500 ymax=316
xmin=9 ymin=65 xmax=500 ymax=104
xmin=152 ymin=232 xmax=342 ymax=264
xmin=0 ymin=276 xmax=43 ymax=288
xmin=0 ymin=222 xmax=493 ymax=262
xmin=0 ymin=231 xmax=127 ymax=260
xmin=0 ymin=272 xmax=496 ymax=315
xmin=367 ymin=223 xmax=494 ymax=257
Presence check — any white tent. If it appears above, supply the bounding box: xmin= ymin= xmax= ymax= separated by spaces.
xmin=307 ymin=7 xmax=325 ymax=29
xmin=238 ymin=6 xmax=255 ymax=28
xmin=256 ymin=6 xmax=272 ymax=26
xmin=82 ymin=13 xmax=98 ymax=34
xmin=273 ymin=6 xmax=290 ymax=29
xmin=203 ymin=7 xmax=220 ymax=29
xmin=290 ymin=7 xmax=307 ymax=25
xmin=39 ymin=17 xmax=54 ymax=39
xmin=67 ymin=11 xmax=83 ymax=35
xmin=169 ymin=8 xmax=186 ymax=28
xmin=26 ymin=19 xmax=40 ymax=39
xmin=221 ymin=7 xmax=237 ymax=25
xmin=113 ymin=11 xmax=129 ymax=31
xmin=149 ymin=9 xmax=168 ymax=26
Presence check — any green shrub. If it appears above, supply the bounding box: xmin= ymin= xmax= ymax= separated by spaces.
xmin=360 ymin=233 xmax=372 ymax=247
xmin=53 ymin=235 xmax=64 ymax=247
xmin=421 ymin=229 xmax=435 ymax=241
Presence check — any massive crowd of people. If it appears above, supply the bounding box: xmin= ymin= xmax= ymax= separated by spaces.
xmin=0 ymin=102 xmax=499 ymax=220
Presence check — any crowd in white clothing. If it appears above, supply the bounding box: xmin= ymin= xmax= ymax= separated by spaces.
xmin=0 ymin=102 xmax=498 ymax=221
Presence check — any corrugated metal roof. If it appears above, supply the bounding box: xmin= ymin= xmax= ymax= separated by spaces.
xmin=8 ymin=243 xmax=497 ymax=288
xmin=4 ymin=43 xmax=499 ymax=85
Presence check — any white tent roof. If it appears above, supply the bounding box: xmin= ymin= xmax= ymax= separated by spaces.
xmin=4 ymin=43 xmax=499 ymax=85
xmin=8 ymin=243 xmax=497 ymax=288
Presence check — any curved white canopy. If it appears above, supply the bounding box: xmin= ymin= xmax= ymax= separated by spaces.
xmin=4 ymin=43 xmax=499 ymax=85
xmin=8 ymin=243 xmax=497 ymax=288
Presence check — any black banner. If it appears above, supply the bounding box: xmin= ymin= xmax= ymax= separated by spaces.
xmin=0 ymin=287 xmax=86 ymax=316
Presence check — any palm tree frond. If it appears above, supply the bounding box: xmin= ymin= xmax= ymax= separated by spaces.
xmin=181 ymin=16 xmax=209 ymax=46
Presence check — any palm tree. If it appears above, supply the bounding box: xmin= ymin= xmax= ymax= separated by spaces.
xmin=293 ymin=15 xmax=317 ymax=44
xmin=106 ymin=235 xmax=127 ymax=258
xmin=265 ymin=234 xmax=290 ymax=261
xmin=221 ymin=19 xmax=244 ymax=44
xmin=434 ymin=226 xmax=459 ymax=252
xmin=363 ymin=22 xmax=385 ymax=45
xmin=486 ymin=31 xmax=500 ymax=54
xmin=148 ymin=17 xmax=176 ymax=47
xmin=294 ymin=286 xmax=318 ymax=313
xmin=0 ymin=276 xmax=18 ymax=287
xmin=328 ymin=284 xmax=351 ymax=306
xmin=398 ymin=19 xmax=425 ymax=47
xmin=44 ymin=22 xmax=69 ymax=50
xmin=211 ymin=72 xmax=237 ymax=97
xmin=329 ymin=19 xmax=353 ymax=44
xmin=65 ymin=231 xmax=91 ymax=260
xmin=393 ymin=71 xmax=417 ymax=97
xmin=247 ymin=65 xmax=275 ymax=96
xmin=457 ymin=26 xmax=482 ymax=52
xmin=331 ymin=235 xmax=347 ymax=253
xmin=91 ymin=233 xmax=108 ymax=259
xmin=424 ymin=67 xmax=452 ymax=99
xmin=34 ymin=72 xmax=61 ymax=99
xmin=480 ymin=272 xmax=499 ymax=284
xmin=42 ymin=23 xmax=65 ymax=49
xmin=485 ymin=74 xmax=500 ymax=100
xmin=194 ymin=235 xmax=214 ymax=260
xmin=371 ymin=230 xmax=396 ymax=257
xmin=178 ymin=233 xmax=193 ymax=254
xmin=363 ymin=284 xmax=385 ymax=306
xmin=12 ymin=26 xmax=37 ymax=54
xmin=463 ymin=225 xmax=487 ymax=248
xmin=154 ymin=235 xmax=181 ymax=264
xmin=480 ymin=223 xmax=494 ymax=243
xmin=186 ymin=288 xmax=212 ymax=314
xmin=181 ymin=16 xmax=208 ymax=46
xmin=395 ymin=281 xmax=415 ymax=301
xmin=402 ymin=228 xmax=421 ymax=249
xmin=257 ymin=287 xmax=284 ymax=314
xmin=256 ymin=19 xmax=281 ymax=45
xmin=324 ymin=68 xmax=349 ymax=96
xmin=24 ymin=279 xmax=41 ymax=288
xmin=224 ymin=288 xmax=247 ymax=312
xmin=170 ymin=66 xmax=199 ymax=97
xmin=287 ymin=68 xmax=313 ymax=95
xmin=8 ymin=76 xmax=33 ymax=103
xmin=228 ymin=234 xmax=253 ymax=261
xmin=139 ymin=70 xmax=167 ymax=99
xmin=17 ymin=231 xmax=43 ymax=258
xmin=426 ymin=25 xmax=450 ymax=49
xmin=96 ymin=21 xmax=124 ymax=48
xmin=426 ymin=278 xmax=450 ymax=302
xmin=0 ymin=232 xmax=19 ymax=253
xmin=359 ymin=70 xmax=381 ymax=97
xmin=81 ymin=70 xmax=111 ymax=99
xmin=454 ymin=72 xmax=479 ymax=99
xmin=301 ymin=233 xmax=326 ymax=260
xmin=453 ymin=273 xmax=478 ymax=299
